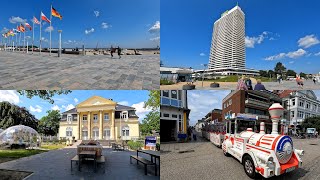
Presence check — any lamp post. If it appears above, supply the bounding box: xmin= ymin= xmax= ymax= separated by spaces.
xmin=58 ymin=30 xmax=62 ymax=57
xmin=201 ymin=64 xmax=208 ymax=87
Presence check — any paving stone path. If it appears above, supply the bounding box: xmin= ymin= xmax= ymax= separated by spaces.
xmin=0 ymin=51 xmax=160 ymax=90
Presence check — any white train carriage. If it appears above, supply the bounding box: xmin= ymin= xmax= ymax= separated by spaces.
xmin=209 ymin=122 xmax=225 ymax=147
xmin=222 ymin=103 xmax=304 ymax=179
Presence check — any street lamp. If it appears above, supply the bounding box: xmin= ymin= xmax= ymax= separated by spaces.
xmin=58 ymin=30 xmax=62 ymax=57
xmin=201 ymin=64 xmax=208 ymax=87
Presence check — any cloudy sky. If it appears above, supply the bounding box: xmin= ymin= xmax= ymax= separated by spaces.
xmin=161 ymin=0 xmax=320 ymax=73
xmin=0 ymin=0 xmax=160 ymax=48
xmin=0 ymin=90 xmax=152 ymax=121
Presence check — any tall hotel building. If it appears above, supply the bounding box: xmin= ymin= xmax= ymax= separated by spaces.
xmin=207 ymin=5 xmax=258 ymax=75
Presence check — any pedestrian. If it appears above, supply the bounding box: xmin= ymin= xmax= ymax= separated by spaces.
xmin=117 ymin=46 xmax=122 ymax=59
xmin=245 ymin=77 xmax=253 ymax=90
xmin=192 ymin=128 xmax=197 ymax=141
xmin=236 ymin=75 xmax=248 ymax=90
xmin=296 ymin=75 xmax=304 ymax=89
xmin=313 ymin=76 xmax=317 ymax=84
xmin=277 ymin=74 xmax=281 ymax=84
xmin=254 ymin=79 xmax=266 ymax=90
xmin=110 ymin=46 xmax=114 ymax=58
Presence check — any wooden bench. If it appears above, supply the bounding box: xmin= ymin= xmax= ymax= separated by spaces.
xmin=130 ymin=155 xmax=156 ymax=175
xmin=96 ymin=155 xmax=106 ymax=173
xmin=71 ymin=155 xmax=79 ymax=171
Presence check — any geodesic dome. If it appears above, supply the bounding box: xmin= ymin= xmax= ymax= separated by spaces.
xmin=0 ymin=125 xmax=41 ymax=148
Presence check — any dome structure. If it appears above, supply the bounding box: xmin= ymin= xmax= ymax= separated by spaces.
xmin=0 ymin=125 xmax=41 ymax=148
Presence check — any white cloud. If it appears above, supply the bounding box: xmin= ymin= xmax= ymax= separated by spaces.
xmin=118 ymin=101 xmax=129 ymax=106
xmin=265 ymin=49 xmax=307 ymax=61
xmin=0 ymin=90 xmax=20 ymax=104
xmin=62 ymin=104 xmax=75 ymax=111
xmin=74 ymin=98 xmax=79 ymax=103
xmin=150 ymin=36 xmax=160 ymax=42
xmin=1 ymin=27 xmax=9 ymax=34
xmin=85 ymin=28 xmax=94 ymax=35
xmin=200 ymin=53 xmax=206 ymax=56
xmin=45 ymin=26 xmax=54 ymax=33
xmin=149 ymin=21 xmax=160 ymax=33
xmin=315 ymin=52 xmax=320 ymax=56
xmin=9 ymin=16 xmax=27 ymax=24
xmin=51 ymin=105 xmax=61 ymax=111
xmin=101 ymin=22 xmax=110 ymax=29
xmin=30 ymin=105 xmax=42 ymax=113
xmin=41 ymin=37 xmax=48 ymax=42
xmin=131 ymin=102 xmax=152 ymax=121
xmin=289 ymin=61 xmax=294 ymax=64
xmin=188 ymin=91 xmax=230 ymax=126
xmin=245 ymin=31 xmax=270 ymax=48
xmin=94 ymin=11 xmax=100 ymax=17
xmin=298 ymin=34 xmax=320 ymax=48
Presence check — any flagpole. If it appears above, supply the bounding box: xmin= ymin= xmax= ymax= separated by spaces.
xmin=15 ymin=33 xmax=18 ymax=52
xmin=19 ymin=31 xmax=21 ymax=52
xmin=50 ymin=5 xmax=52 ymax=56
xmin=32 ymin=18 xmax=34 ymax=54
xmin=40 ymin=12 xmax=42 ymax=55
xmin=24 ymin=31 xmax=26 ymax=53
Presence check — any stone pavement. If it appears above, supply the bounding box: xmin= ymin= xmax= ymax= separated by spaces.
xmin=161 ymin=80 xmax=320 ymax=90
xmin=0 ymin=148 xmax=159 ymax=180
xmin=0 ymin=51 xmax=159 ymax=90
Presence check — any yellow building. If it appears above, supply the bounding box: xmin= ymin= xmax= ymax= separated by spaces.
xmin=59 ymin=96 xmax=140 ymax=141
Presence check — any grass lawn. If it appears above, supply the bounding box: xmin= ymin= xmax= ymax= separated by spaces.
xmin=0 ymin=149 xmax=46 ymax=159
xmin=205 ymin=75 xmax=239 ymax=82
xmin=41 ymin=143 xmax=65 ymax=150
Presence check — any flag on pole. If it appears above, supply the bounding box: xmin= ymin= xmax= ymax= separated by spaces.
xmin=51 ymin=7 xmax=62 ymax=20
xmin=20 ymin=24 xmax=25 ymax=32
xmin=25 ymin=23 xmax=32 ymax=30
xmin=15 ymin=26 xmax=21 ymax=33
xmin=41 ymin=12 xmax=51 ymax=23
xmin=33 ymin=16 xmax=40 ymax=24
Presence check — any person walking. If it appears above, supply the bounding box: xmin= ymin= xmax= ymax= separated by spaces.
xmin=110 ymin=46 xmax=114 ymax=58
xmin=236 ymin=75 xmax=248 ymax=90
xmin=117 ymin=46 xmax=122 ymax=59
xmin=277 ymin=74 xmax=281 ymax=84
xmin=192 ymin=127 xmax=197 ymax=141
xmin=313 ymin=76 xmax=317 ymax=84
xmin=296 ymin=75 xmax=304 ymax=89
xmin=254 ymin=79 xmax=266 ymax=90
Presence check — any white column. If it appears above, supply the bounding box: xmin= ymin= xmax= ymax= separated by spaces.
xmin=99 ymin=110 xmax=103 ymax=140
xmin=77 ymin=113 xmax=81 ymax=140
xmin=88 ymin=112 xmax=91 ymax=139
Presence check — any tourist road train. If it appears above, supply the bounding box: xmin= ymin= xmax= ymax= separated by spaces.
xmin=201 ymin=103 xmax=304 ymax=179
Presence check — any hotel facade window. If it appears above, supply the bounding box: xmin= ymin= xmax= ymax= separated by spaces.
xmin=122 ymin=126 xmax=130 ymax=137
xmin=82 ymin=127 xmax=88 ymax=140
xmin=66 ymin=127 xmax=72 ymax=137
xmin=92 ymin=127 xmax=99 ymax=140
xmin=82 ymin=115 xmax=87 ymax=123
xmin=93 ymin=114 xmax=98 ymax=122
xmin=67 ymin=115 xmax=72 ymax=123
xmin=103 ymin=128 xmax=111 ymax=140
xmin=104 ymin=113 xmax=109 ymax=121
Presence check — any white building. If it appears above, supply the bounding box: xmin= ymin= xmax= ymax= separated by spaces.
xmin=208 ymin=5 xmax=259 ymax=76
xmin=160 ymin=90 xmax=190 ymax=142
xmin=283 ymin=90 xmax=320 ymax=126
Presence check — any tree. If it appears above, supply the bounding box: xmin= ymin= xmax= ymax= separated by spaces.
xmin=267 ymin=70 xmax=275 ymax=78
xmin=301 ymin=116 xmax=320 ymax=132
xmin=17 ymin=90 xmax=72 ymax=104
xmin=274 ymin=62 xmax=286 ymax=74
xmin=144 ymin=90 xmax=160 ymax=110
xmin=299 ymin=72 xmax=307 ymax=79
xmin=0 ymin=101 xmax=38 ymax=130
xmin=286 ymin=69 xmax=296 ymax=77
xmin=140 ymin=111 xmax=160 ymax=136
xmin=259 ymin=70 xmax=268 ymax=77
xmin=37 ymin=110 xmax=61 ymax=136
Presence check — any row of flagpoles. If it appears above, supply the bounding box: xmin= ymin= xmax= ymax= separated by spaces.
xmin=1 ymin=5 xmax=62 ymax=55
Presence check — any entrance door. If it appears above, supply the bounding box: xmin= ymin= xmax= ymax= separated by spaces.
xmin=160 ymin=119 xmax=177 ymax=142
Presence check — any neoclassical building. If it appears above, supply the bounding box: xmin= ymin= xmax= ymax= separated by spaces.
xmin=58 ymin=96 xmax=140 ymax=141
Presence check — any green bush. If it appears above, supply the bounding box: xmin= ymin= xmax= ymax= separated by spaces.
xmin=160 ymin=79 xmax=174 ymax=85
xmin=127 ymin=141 xmax=144 ymax=150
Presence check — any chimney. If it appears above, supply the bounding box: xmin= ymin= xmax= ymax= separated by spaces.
xmin=268 ymin=103 xmax=284 ymax=135
xmin=260 ymin=122 xmax=265 ymax=134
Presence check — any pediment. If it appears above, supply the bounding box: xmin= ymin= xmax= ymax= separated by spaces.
xmin=76 ymin=96 xmax=117 ymax=108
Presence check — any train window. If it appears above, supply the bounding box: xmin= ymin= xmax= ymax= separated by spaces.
xmin=237 ymin=120 xmax=255 ymax=133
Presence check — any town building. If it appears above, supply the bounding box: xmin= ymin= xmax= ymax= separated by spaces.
xmin=207 ymin=5 xmax=259 ymax=76
xmin=205 ymin=109 xmax=223 ymax=123
xmin=160 ymin=66 xmax=194 ymax=83
xmin=58 ymin=96 xmax=140 ymax=141
xmin=222 ymin=90 xmax=284 ymax=133
xmin=160 ymin=90 xmax=190 ymax=142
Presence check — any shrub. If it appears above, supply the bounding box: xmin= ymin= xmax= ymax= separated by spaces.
xmin=160 ymin=79 xmax=174 ymax=85
xmin=127 ymin=141 xmax=143 ymax=150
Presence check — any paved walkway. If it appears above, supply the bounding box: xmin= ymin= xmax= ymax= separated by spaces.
xmin=161 ymin=80 xmax=320 ymax=90
xmin=0 ymin=148 xmax=159 ymax=180
xmin=0 ymin=51 xmax=159 ymax=90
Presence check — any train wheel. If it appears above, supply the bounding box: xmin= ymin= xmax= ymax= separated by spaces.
xmin=243 ymin=155 xmax=256 ymax=179
xmin=223 ymin=146 xmax=229 ymax=157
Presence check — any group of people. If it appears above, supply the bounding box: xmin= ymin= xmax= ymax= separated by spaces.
xmin=236 ymin=75 xmax=266 ymax=90
xmin=110 ymin=46 xmax=122 ymax=59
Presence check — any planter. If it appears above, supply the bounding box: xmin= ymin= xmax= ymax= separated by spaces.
xmin=210 ymin=83 xmax=220 ymax=88
xmin=182 ymin=84 xmax=196 ymax=90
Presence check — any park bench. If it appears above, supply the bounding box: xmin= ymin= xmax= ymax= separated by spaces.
xmin=130 ymin=155 xmax=155 ymax=175
xmin=70 ymin=155 xmax=79 ymax=171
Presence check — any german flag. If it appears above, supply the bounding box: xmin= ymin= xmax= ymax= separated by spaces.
xmin=52 ymin=7 xmax=62 ymax=20
xmin=20 ymin=24 xmax=25 ymax=32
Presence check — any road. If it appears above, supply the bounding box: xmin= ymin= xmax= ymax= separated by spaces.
xmin=161 ymin=137 xmax=320 ymax=180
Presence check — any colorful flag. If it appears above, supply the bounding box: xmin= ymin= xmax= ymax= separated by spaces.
xmin=16 ymin=26 xmax=21 ymax=33
xmin=52 ymin=7 xmax=62 ymax=20
xmin=41 ymin=12 xmax=51 ymax=23
xmin=20 ymin=24 xmax=25 ymax=32
xmin=25 ymin=23 xmax=32 ymax=30
xmin=33 ymin=16 xmax=40 ymax=24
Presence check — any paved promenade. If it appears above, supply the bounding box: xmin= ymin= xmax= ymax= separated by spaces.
xmin=161 ymin=80 xmax=320 ymax=90
xmin=0 ymin=51 xmax=159 ymax=90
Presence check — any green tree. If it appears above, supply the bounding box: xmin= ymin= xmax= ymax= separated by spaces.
xmin=17 ymin=90 xmax=72 ymax=104
xmin=286 ymin=69 xmax=296 ymax=77
xmin=274 ymin=62 xmax=286 ymax=74
xmin=0 ymin=101 xmax=38 ymax=130
xmin=38 ymin=110 xmax=61 ymax=136
xmin=259 ymin=70 xmax=268 ymax=77
xmin=267 ymin=70 xmax=275 ymax=78
xmin=299 ymin=72 xmax=307 ymax=78
xmin=144 ymin=90 xmax=160 ymax=110
xmin=301 ymin=116 xmax=320 ymax=132
xmin=140 ymin=111 xmax=160 ymax=136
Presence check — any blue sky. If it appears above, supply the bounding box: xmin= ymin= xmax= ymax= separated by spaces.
xmin=161 ymin=0 xmax=320 ymax=73
xmin=0 ymin=90 xmax=152 ymax=121
xmin=0 ymin=0 xmax=160 ymax=48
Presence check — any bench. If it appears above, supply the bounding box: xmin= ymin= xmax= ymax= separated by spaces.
xmin=96 ymin=155 xmax=106 ymax=173
xmin=71 ymin=155 xmax=79 ymax=171
xmin=130 ymin=155 xmax=156 ymax=175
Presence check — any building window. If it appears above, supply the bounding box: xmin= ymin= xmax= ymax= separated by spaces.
xmin=305 ymin=113 xmax=310 ymax=118
xmin=298 ymin=111 xmax=304 ymax=118
xmin=92 ymin=127 xmax=99 ymax=140
xmin=103 ymin=128 xmax=111 ymax=140
xmin=121 ymin=111 xmax=128 ymax=120
xmin=164 ymin=113 xmax=169 ymax=117
xmin=306 ymin=102 xmax=310 ymax=109
xmin=291 ymin=111 xmax=295 ymax=117
xmin=171 ymin=90 xmax=177 ymax=99
xmin=93 ymin=114 xmax=98 ymax=122
xmin=223 ymin=103 xmax=226 ymax=109
xmin=292 ymin=99 xmax=295 ymax=106
xmin=172 ymin=114 xmax=178 ymax=118
xmin=104 ymin=113 xmax=109 ymax=121
xmin=229 ymin=99 xmax=232 ymax=106
xmin=313 ymin=104 xmax=317 ymax=111
xmin=82 ymin=115 xmax=87 ymax=121
xmin=163 ymin=90 xmax=169 ymax=97
xmin=82 ymin=128 xmax=88 ymax=140
xmin=299 ymin=101 xmax=304 ymax=107
xmin=178 ymin=91 xmax=182 ymax=100
xmin=66 ymin=127 xmax=72 ymax=137
xmin=67 ymin=115 xmax=72 ymax=123
xmin=122 ymin=126 xmax=130 ymax=137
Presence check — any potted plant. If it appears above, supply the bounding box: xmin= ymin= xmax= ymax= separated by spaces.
xmin=210 ymin=82 xmax=220 ymax=88
xmin=182 ymin=83 xmax=196 ymax=90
